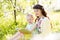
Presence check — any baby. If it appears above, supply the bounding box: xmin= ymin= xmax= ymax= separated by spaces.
xmin=25 ymin=14 xmax=35 ymax=31
xmin=8 ymin=14 xmax=36 ymax=40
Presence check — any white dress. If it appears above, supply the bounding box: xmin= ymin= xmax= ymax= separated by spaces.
xmin=31 ymin=17 xmax=52 ymax=40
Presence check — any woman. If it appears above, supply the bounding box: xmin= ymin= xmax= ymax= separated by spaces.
xmin=31 ymin=4 xmax=52 ymax=40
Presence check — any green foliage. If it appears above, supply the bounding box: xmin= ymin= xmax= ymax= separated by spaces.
xmin=0 ymin=14 xmax=27 ymax=40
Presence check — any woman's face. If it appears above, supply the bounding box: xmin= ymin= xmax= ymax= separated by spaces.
xmin=34 ymin=9 xmax=42 ymax=17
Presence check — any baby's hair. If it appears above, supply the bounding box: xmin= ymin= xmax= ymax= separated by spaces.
xmin=26 ymin=13 xmax=34 ymax=18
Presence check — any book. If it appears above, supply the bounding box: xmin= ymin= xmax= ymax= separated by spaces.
xmin=19 ymin=29 xmax=32 ymax=34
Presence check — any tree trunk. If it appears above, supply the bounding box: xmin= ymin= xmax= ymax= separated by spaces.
xmin=14 ymin=0 xmax=17 ymax=25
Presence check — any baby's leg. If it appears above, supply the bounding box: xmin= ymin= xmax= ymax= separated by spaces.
xmin=9 ymin=31 xmax=24 ymax=40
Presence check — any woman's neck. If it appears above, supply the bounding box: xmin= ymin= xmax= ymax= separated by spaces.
xmin=39 ymin=15 xmax=44 ymax=18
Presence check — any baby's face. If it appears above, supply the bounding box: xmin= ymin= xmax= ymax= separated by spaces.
xmin=27 ymin=16 xmax=34 ymax=24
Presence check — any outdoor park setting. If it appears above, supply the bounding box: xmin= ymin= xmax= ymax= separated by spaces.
xmin=0 ymin=0 xmax=60 ymax=40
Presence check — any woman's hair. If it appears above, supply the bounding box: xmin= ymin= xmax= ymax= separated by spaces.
xmin=33 ymin=4 xmax=47 ymax=17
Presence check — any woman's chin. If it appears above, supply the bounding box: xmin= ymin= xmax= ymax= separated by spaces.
xmin=36 ymin=15 xmax=39 ymax=17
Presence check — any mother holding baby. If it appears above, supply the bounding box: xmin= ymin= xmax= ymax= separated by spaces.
xmin=8 ymin=4 xmax=52 ymax=40
xmin=31 ymin=4 xmax=52 ymax=40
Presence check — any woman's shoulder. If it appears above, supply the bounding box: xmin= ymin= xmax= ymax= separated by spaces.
xmin=41 ymin=17 xmax=50 ymax=25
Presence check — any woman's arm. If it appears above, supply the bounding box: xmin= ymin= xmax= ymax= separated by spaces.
xmin=31 ymin=24 xmax=37 ymax=32
xmin=25 ymin=24 xmax=37 ymax=32
xmin=40 ymin=18 xmax=51 ymax=36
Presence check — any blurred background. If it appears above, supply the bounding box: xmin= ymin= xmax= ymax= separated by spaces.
xmin=0 ymin=0 xmax=60 ymax=40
